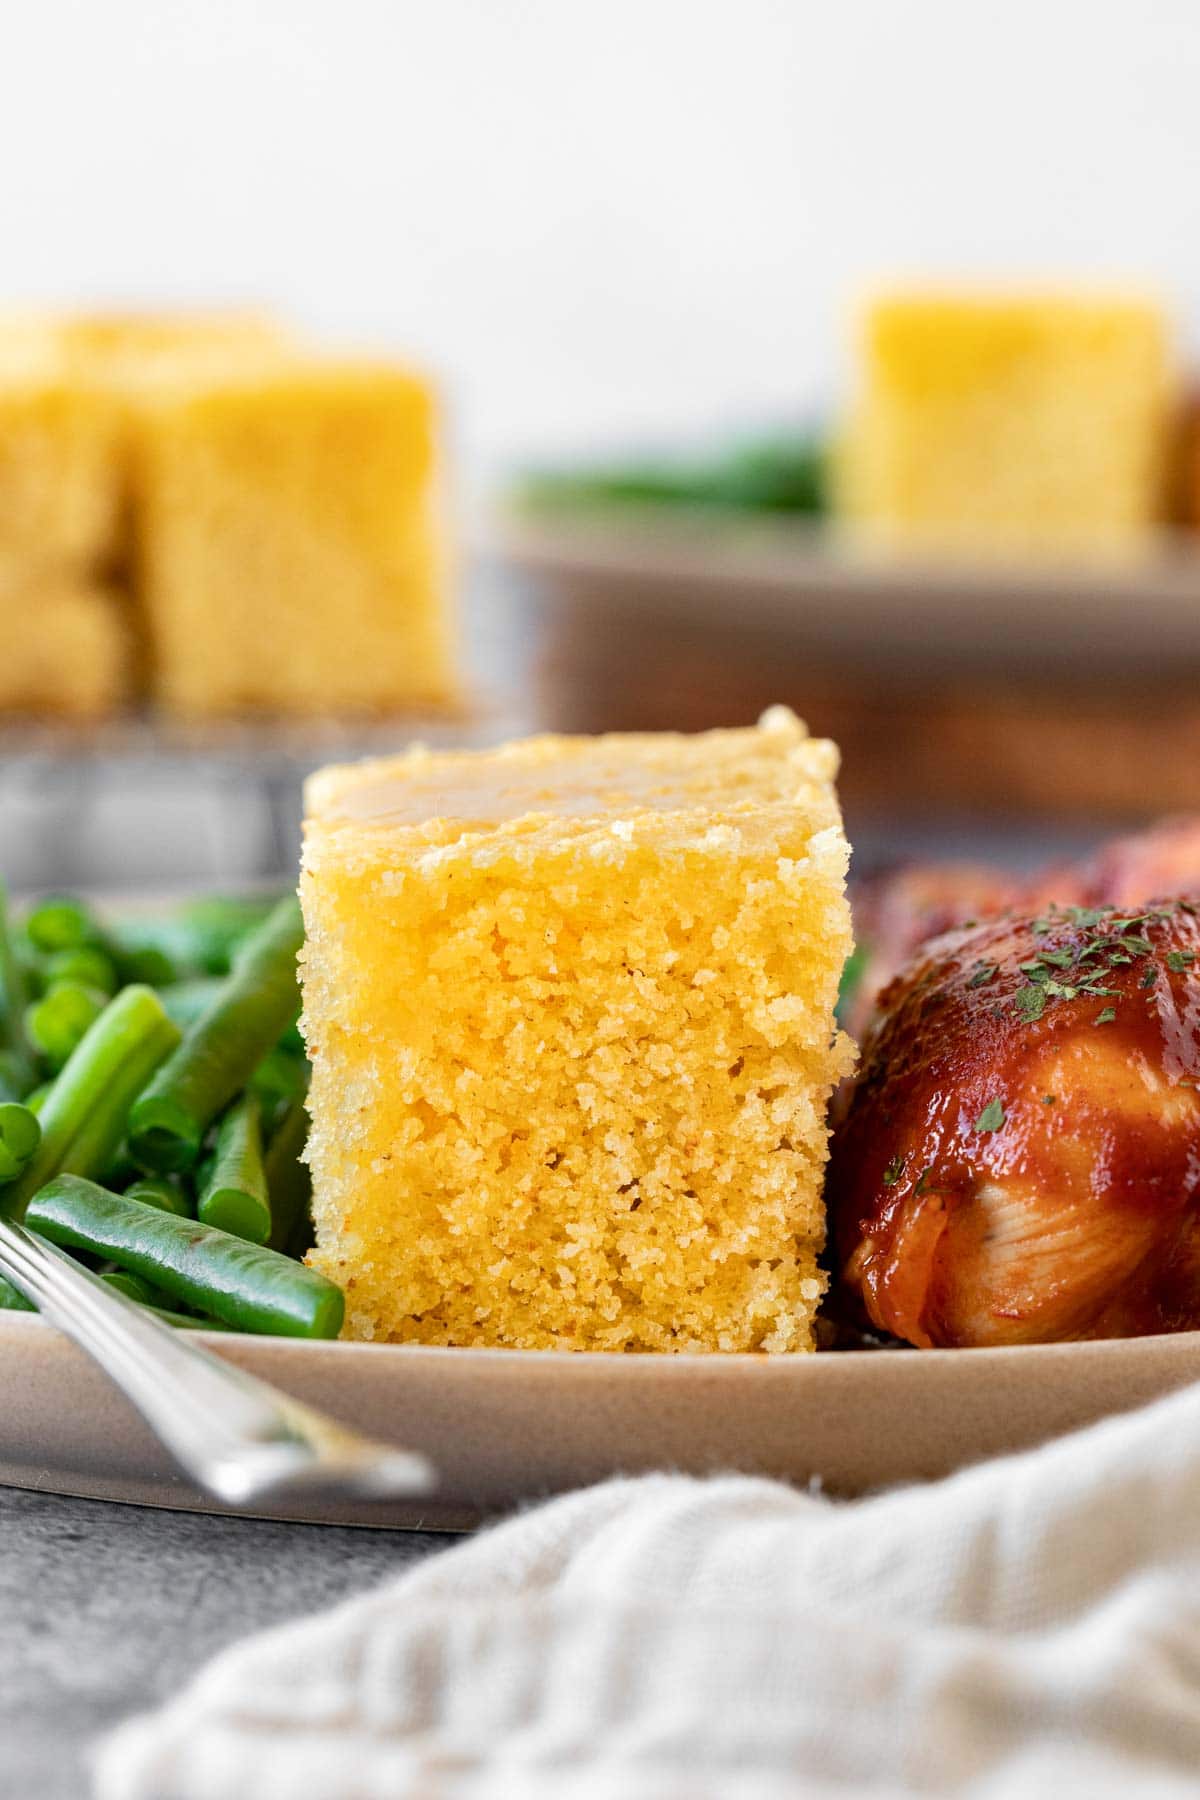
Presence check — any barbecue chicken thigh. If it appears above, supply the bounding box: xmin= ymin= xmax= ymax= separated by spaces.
xmin=829 ymin=899 xmax=1200 ymax=1348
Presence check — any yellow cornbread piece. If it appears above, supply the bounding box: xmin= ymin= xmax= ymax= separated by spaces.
xmin=839 ymin=291 xmax=1171 ymax=554
xmin=0 ymin=568 xmax=129 ymax=716
xmin=0 ymin=330 xmax=121 ymax=568
xmin=0 ymin=312 xmax=453 ymax=720
xmin=300 ymin=708 xmax=854 ymax=1353
xmin=134 ymin=362 xmax=453 ymax=716
xmin=0 ymin=310 xmax=288 ymax=574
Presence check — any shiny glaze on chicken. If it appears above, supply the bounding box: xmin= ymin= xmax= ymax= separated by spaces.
xmin=846 ymin=816 xmax=1200 ymax=1043
xmin=829 ymin=899 xmax=1200 ymax=1348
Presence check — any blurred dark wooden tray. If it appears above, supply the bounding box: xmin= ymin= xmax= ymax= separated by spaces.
xmin=490 ymin=509 xmax=1200 ymax=822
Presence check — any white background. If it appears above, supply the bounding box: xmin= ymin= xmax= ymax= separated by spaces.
xmin=3 ymin=0 xmax=1200 ymax=469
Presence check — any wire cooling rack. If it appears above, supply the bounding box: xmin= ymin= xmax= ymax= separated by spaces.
xmin=0 ymin=698 xmax=529 ymax=892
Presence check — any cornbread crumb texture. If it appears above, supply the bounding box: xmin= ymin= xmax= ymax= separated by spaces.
xmin=134 ymin=365 xmax=453 ymax=716
xmin=0 ymin=335 xmax=121 ymax=566
xmin=0 ymin=569 xmax=129 ymax=716
xmin=840 ymin=290 xmax=1171 ymax=551
xmin=0 ymin=310 xmax=453 ymax=718
xmin=302 ymin=710 xmax=853 ymax=1354
xmin=0 ymin=310 xmax=286 ymax=570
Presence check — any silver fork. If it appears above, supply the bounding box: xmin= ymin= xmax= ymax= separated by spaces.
xmin=0 ymin=1215 xmax=434 ymax=1506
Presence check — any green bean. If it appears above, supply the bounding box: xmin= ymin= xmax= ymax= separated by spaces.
xmin=124 ymin=1177 xmax=192 ymax=1219
xmin=97 ymin=921 xmax=181 ymax=988
xmin=183 ymin=895 xmax=283 ymax=975
xmin=197 ymin=1095 xmax=270 ymax=1243
xmin=81 ymin=1263 xmax=226 ymax=1328
xmin=0 ymin=881 xmax=35 ymax=1089
xmin=25 ymin=981 xmax=108 ymax=1071
xmin=251 ymin=1044 xmax=309 ymax=1114
xmin=160 ymin=984 xmax=306 ymax=1073
xmin=150 ymin=1305 xmax=231 ymax=1332
xmin=128 ymin=896 xmax=302 ymax=1173
xmin=0 ymin=1104 xmax=41 ymax=1182
xmin=114 ymin=898 xmax=281 ymax=986
xmin=0 ymin=1052 xmax=32 ymax=1105
xmin=101 ymin=1268 xmax=172 ymax=1308
xmin=118 ymin=943 xmax=181 ymax=988
xmin=158 ymin=978 xmax=223 ymax=1029
xmin=2 ymin=986 xmax=180 ymax=1219
xmin=517 ymin=430 xmax=829 ymax=518
xmin=101 ymin=1145 xmax=140 ymax=1188
xmin=0 ymin=1272 xmax=34 ymax=1312
xmin=27 ymin=1176 xmax=344 ymax=1338
xmin=43 ymin=946 xmax=118 ymax=997
xmin=29 ymin=899 xmax=177 ymax=989
xmin=264 ymin=1097 xmax=312 ymax=1253
xmin=23 ymin=895 xmax=100 ymax=954
xmin=158 ymin=986 xmax=307 ymax=1051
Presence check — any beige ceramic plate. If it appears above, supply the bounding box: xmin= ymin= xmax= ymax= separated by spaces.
xmin=3 ymin=1311 xmax=1200 ymax=1530
xmin=491 ymin=509 xmax=1200 ymax=668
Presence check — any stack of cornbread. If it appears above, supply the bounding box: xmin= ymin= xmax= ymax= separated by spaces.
xmin=300 ymin=707 xmax=853 ymax=1353
xmin=0 ymin=311 xmax=453 ymax=720
xmin=838 ymin=290 xmax=1173 ymax=554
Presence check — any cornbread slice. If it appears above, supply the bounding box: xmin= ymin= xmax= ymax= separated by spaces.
xmin=301 ymin=708 xmax=854 ymax=1353
xmin=133 ymin=362 xmax=454 ymax=716
xmin=839 ymin=291 xmax=1171 ymax=554
xmin=0 ymin=569 xmax=130 ymax=716
xmin=0 ymin=330 xmax=121 ymax=567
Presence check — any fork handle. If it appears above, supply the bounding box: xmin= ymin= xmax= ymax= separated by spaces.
xmin=0 ymin=1215 xmax=432 ymax=1505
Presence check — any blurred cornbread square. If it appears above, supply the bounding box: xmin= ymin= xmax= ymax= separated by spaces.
xmin=0 ymin=310 xmax=285 ymax=574
xmin=0 ymin=326 xmax=122 ymax=567
xmin=839 ymin=291 xmax=1171 ymax=553
xmin=133 ymin=362 xmax=454 ymax=716
xmin=300 ymin=708 xmax=854 ymax=1353
xmin=0 ymin=565 xmax=129 ymax=717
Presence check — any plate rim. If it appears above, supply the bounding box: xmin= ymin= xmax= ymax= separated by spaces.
xmin=7 ymin=1305 xmax=1200 ymax=1373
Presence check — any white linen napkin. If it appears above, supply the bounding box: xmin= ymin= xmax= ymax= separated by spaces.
xmin=95 ymin=1376 xmax=1200 ymax=1799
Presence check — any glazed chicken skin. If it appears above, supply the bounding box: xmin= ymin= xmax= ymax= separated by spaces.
xmin=845 ymin=815 xmax=1200 ymax=1042
xmin=829 ymin=899 xmax=1200 ymax=1348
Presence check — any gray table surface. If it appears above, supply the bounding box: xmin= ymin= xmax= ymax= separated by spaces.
xmin=1 ymin=1483 xmax=451 ymax=1799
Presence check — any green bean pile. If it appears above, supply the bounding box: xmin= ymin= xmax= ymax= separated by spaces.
xmin=0 ymin=883 xmax=343 ymax=1340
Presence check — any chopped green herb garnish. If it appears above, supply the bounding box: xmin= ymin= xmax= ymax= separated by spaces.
xmin=1043 ymin=981 xmax=1078 ymax=1001
xmin=1167 ymin=951 xmax=1195 ymax=972
xmin=1140 ymin=968 xmax=1158 ymax=989
xmin=1042 ymin=1093 xmax=1057 ymax=1105
xmin=1094 ymin=1006 xmax=1117 ymax=1025
xmin=975 ymin=1098 xmax=1005 ymax=1133
xmin=1014 ymin=986 xmax=1047 ymax=1023
xmin=914 ymin=1165 xmax=933 ymax=1195
xmin=967 ymin=961 xmax=998 ymax=989
xmin=882 ymin=1154 xmax=905 ymax=1187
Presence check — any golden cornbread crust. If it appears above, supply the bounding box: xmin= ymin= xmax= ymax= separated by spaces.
xmin=301 ymin=709 xmax=854 ymax=1353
